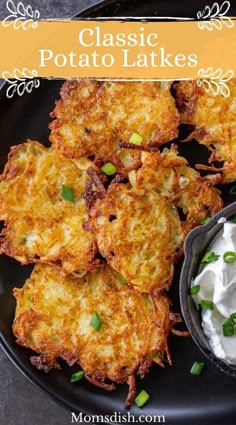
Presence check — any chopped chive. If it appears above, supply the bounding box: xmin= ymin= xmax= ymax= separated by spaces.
xmin=71 ymin=370 xmax=84 ymax=383
xmin=201 ymin=251 xmax=220 ymax=264
xmin=117 ymin=273 xmax=127 ymax=284
xmin=223 ymin=326 xmax=234 ymax=337
xmin=223 ymin=318 xmax=235 ymax=337
xmin=90 ymin=311 xmax=103 ymax=332
xmin=231 ymin=215 xmax=236 ymax=224
xmin=101 ymin=163 xmax=117 ymax=176
xmin=230 ymin=313 xmax=236 ymax=321
xmin=203 ymin=217 xmax=211 ymax=224
xmin=223 ymin=318 xmax=234 ymax=327
xmin=62 ymin=184 xmax=75 ymax=203
xmin=223 ymin=317 xmax=235 ymax=337
xmin=190 ymin=361 xmax=205 ymax=376
xmin=229 ymin=186 xmax=236 ymax=195
xmin=135 ymin=390 xmax=150 ymax=407
xmin=223 ymin=251 xmax=236 ymax=264
xmin=129 ymin=132 xmax=143 ymax=145
xmin=200 ymin=300 xmax=214 ymax=310
xmin=190 ymin=285 xmax=201 ymax=295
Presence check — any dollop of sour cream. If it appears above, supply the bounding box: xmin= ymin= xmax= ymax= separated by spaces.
xmin=192 ymin=222 xmax=236 ymax=365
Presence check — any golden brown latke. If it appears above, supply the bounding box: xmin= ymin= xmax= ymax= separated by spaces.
xmin=13 ymin=263 xmax=173 ymax=406
xmin=175 ymin=79 xmax=236 ymax=183
xmin=49 ymin=79 xmax=179 ymax=174
xmin=89 ymin=182 xmax=184 ymax=294
xmin=0 ymin=141 xmax=97 ymax=275
xmin=129 ymin=145 xmax=223 ymax=235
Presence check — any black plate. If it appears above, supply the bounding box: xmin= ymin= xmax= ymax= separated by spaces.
xmin=0 ymin=1 xmax=236 ymax=424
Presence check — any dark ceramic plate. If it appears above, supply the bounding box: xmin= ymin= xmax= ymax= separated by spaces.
xmin=0 ymin=1 xmax=236 ymax=424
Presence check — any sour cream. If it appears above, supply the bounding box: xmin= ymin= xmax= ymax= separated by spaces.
xmin=192 ymin=222 xmax=236 ymax=365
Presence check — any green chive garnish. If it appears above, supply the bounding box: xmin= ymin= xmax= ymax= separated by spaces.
xmin=223 ymin=326 xmax=234 ymax=337
xmin=90 ymin=311 xmax=103 ymax=332
xmin=71 ymin=370 xmax=84 ymax=383
xmin=135 ymin=390 xmax=150 ymax=407
xmin=117 ymin=273 xmax=127 ymax=284
xmin=230 ymin=313 xmax=236 ymax=321
xmin=191 ymin=285 xmax=201 ymax=295
xmin=101 ymin=163 xmax=117 ymax=176
xmin=129 ymin=133 xmax=143 ymax=145
xmin=223 ymin=318 xmax=235 ymax=337
xmin=223 ymin=251 xmax=236 ymax=263
xmin=201 ymin=251 xmax=220 ymax=264
xmin=229 ymin=186 xmax=236 ymax=195
xmin=62 ymin=184 xmax=75 ymax=203
xmin=231 ymin=215 xmax=236 ymax=223
xmin=203 ymin=217 xmax=211 ymax=224
xmin=200 ymin=300 xmax=214 ymax=310
xmin=190 ymin=361 xmax=205 ymax=376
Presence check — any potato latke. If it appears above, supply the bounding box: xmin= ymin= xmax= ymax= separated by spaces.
xmin=13 ymin=263 xmax=172 ymax=405
xmin=0 ymin=141 xmax=97 ymax=275
xmin=49 ymin=79 xmax=179 ymax=174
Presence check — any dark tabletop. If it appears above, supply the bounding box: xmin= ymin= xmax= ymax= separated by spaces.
xmin=0 ymin=3 xmax=101 ymax=424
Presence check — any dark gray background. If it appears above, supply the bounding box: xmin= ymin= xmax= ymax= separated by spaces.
xmin=0 ymin=2 xmax=102 ymax=424
xmin=0 ymin=0 xmax=96 ymax=20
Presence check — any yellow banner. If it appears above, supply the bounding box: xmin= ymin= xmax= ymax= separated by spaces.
xmin=0 ymin=20 xmax=236 ymax=78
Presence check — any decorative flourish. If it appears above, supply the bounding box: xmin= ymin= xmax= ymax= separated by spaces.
xmin=2 ymin=0 xmax=40 ymax=30
xmin=2 ymin=68 xmax=40 ymax=98
xmin=197 ymin=1 xmax=233 ymax=30
xmin=197 ymin=68 xmax=234 ymax=97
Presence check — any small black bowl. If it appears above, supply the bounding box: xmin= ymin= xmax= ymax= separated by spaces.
xmin=180 ymin=202 xmax=236 ymax=378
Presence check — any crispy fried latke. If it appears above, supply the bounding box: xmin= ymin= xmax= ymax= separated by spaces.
xmin=0 ymin=141 xmax=98 ymax=275
xmin=13 ymin=263 xmax=172 ymax=406
xmin=129 ymin=145 xmax=223 ymax=235
xmin=175 ymin=79 xmax=236 ymax=183
xmin=89 ymin=182 xmax=184 ymax=293
xmin=49 ymin=79 xmax=179 ymax=174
